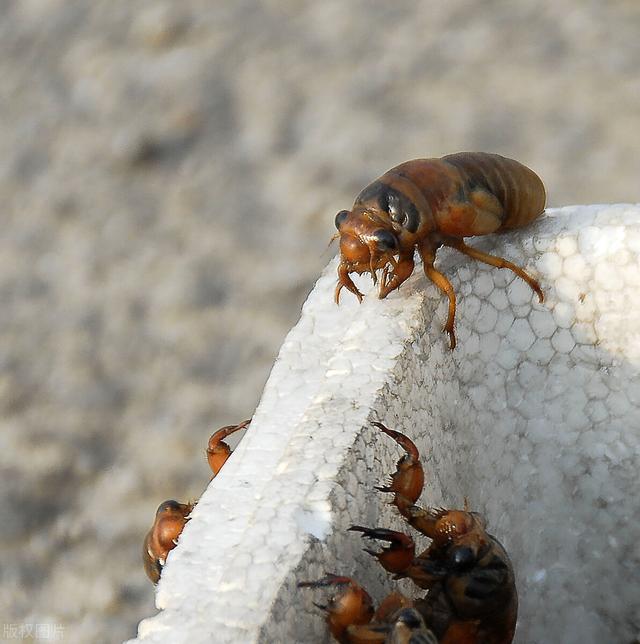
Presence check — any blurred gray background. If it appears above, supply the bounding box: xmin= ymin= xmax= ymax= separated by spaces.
xmin=1 ymin=1 xmax=638 ymax=642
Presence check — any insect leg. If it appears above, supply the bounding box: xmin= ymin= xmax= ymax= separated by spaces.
xmin=298 ymin=575 xmax=375 ymax=642
xmin=371 ymin=421 xmax=424 ymax=506
xmin=349 ymin=526 xmax=416 ymax=575
xmin=335 ymin=263 xmax=364 ymax=304
xmin=207 ymin=419 xmax=251 ymax=477
xmin=419 ymin=245 xmax=457 ymax=349
xmin=377 ymin=252 xmax=414 ymax=299
xmin=444 ymin=238 xmax=544 ymax=303
xmin=397 ymin=502 xmax=441 ymax=539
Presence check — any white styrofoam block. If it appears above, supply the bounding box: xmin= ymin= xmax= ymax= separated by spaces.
xmin=128 ymin=205 xmax=640 ymax=644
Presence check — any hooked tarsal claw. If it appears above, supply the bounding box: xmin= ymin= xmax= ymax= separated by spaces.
xmin=335 ymin=281 xmax=364 ymax=305
xmin=313 ymin=602 xmax=328 ymax=612
xmin=298 ymin=573 xmax=351 ymax=589
xmin=336 ymin=265 xmax=364 ymax=304
xmin=371 ymin=421 xmax=421 ymax=460
xmin=374 ymin=484 xmax=393 ymax=494
xmin=350 ymin=527 xmax=416 ymax=575
xmin=298 ymin=579 xmax=330 ymax=589
xmin=349 ymin=526 xmax=396 ymax=542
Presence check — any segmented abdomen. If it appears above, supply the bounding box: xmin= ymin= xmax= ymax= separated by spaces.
xmin=442 ymin=152 xmax=546 ymax=230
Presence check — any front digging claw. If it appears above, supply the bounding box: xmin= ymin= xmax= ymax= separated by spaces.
xmin=298 ymin=575 xmax=375 ymax=642
xmin=206 ymin=419 xmax=251 ymax=478
xmin=377 ymin=254 xmax=414 ymax=300
xmin=372 ymin=422 xmax=425 ymax=507
xmin=335 ymin=263 xmax=364 ymax=304
xmin=298 ymin=573 xmax=353 ymax=589
xmin=349 ymin=526 xmax=415 ymax=575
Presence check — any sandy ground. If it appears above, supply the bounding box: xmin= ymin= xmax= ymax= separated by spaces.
xmin=0 ymin=2 xmax=639 ymax=642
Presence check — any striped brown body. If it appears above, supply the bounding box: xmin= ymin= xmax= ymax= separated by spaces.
xmin=413 ymin=529 xmax=518 ymax=644
xmin=334 ymin=152 xmax=546 ymax=348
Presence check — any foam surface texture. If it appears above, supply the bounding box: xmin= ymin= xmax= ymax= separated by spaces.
xmin=129 ymin=205 xmax=640 ymax=644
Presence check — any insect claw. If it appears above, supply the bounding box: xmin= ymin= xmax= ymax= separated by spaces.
xmin=335 ymin=266 xmax=364 ymax=304
xmin=373 ymin=423 xmax=426 ymax=510
xmin=207 ymin=419 xmax=251 ymax=477
xmin=350 ymin=526 xmax=416 ymax=575
xmin=300 ymin=575 xmax=375 ymax=641
xmin=350 ymin=525 xmax=384 ymax=540
xmin=375 ymin=485 xmax=393 ymax=493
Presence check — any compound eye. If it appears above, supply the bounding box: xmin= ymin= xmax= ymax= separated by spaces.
xmin=371 ymin=229 xmax=398 ymax=252
xmin=450 ymin=546 xmax=475 ymax=570
xmin=334 ymin=210 xmax=349 ymax=230
xmin=156 ymin=500 xmax=182 ymax=515
xmin=395 ymin=608 xmax=424 ymax=629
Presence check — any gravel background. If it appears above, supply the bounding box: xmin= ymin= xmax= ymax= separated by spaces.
xmin=1 ymin=2 xmax=639 ymax=642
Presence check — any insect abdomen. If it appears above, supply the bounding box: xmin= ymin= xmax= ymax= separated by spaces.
xmin=442 ymin=152 xmax=546 ymax=230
